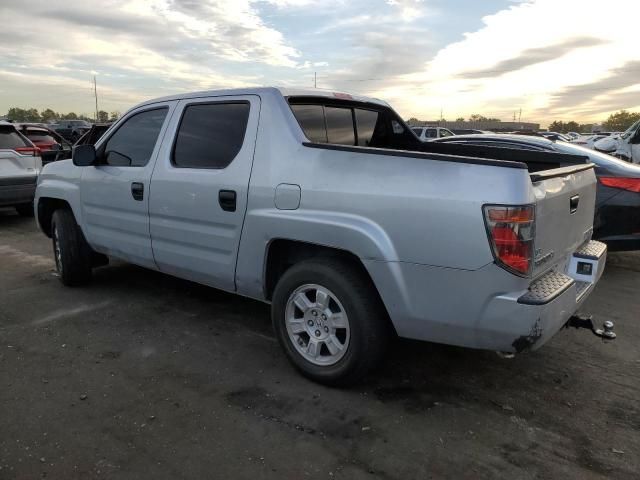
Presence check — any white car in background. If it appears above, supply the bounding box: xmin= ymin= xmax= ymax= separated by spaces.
xmin=593 ymin=135 xmax=619 ymax=153
xmin=572 ymin=133 xmax=609 ymax=149
xmin=0 ymin=122 xmax=42 ymax=216
xmin=411 ymin=126 xmax=455 ymax=141
xmin=596 ymin=120 xmax=640 ymax=163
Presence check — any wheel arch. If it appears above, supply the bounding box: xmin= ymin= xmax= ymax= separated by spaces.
xmin=262 ymin=238 xmax=396 ymax=335
xmin=37 ymin=197 xmax=77 ymax=237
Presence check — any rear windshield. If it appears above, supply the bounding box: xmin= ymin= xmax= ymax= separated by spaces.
xmin=0 ymin=128 xmax=29 ymax=149
xmin=289 ymin=97 xmax=415 ymax=149
xmin=25 ymin=130 xmax=56 ymax=143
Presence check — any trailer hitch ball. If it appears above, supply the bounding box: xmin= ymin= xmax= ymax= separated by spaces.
xmin=567 ymin=314 xmax=616 ymax=340
xmin=597 ymin=320 xmax=616 ymax=340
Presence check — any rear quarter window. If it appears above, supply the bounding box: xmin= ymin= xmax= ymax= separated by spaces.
xmin=290 ymin=104 xmax=327 ymax=143
xmin=325 ymin=107 xmax=355 ymax=145
xmin=0 ymin=128 xmax=29 ymax=149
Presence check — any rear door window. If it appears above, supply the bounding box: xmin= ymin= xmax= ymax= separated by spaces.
xmin=173 ymin=102 xmax=250 ymax=169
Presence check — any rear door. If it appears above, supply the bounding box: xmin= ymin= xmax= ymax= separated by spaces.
xmin=530 ymin=165 xmax=597 ymax=277
xmin=148 ymin=95 xmax=260 ymax=291
xmin=80 ymin=104 xmax=174 ymax=269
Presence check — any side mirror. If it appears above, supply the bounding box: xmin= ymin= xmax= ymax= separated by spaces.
xmin=72 ymin=144 xmax=97 ymax=166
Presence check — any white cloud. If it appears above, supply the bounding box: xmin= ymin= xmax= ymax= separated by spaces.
xmin=386 ymin=0 xmax=426 ymax=21
xmin=378 ymin=0 xmax=640 ymax=123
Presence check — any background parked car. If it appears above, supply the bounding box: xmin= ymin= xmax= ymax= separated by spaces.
xmin=52 ymin=119 xmax=92 ymax=142
xmin=449 ymin=128 xmax=489 ymax=135
xmin=594 ymin=120 xmax=640 ymax=163
xmin=539 ymin=131 xmax=572 ymax=141
xmin=572 ymin=133 xmax=609 ymax=149
xmin=411 ymin=126 xmax=455 ymax=141
xmin=73 ymin=123 xmax=112 ymax=147
xmin=434 ymin=134 xmax=640 ymax=251
xmin=0 ymin=122 xmax=42 ymax=216
xmin=15 ymin=123 xmax=72 ymax=165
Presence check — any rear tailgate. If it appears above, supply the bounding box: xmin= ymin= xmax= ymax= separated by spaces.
xmin=530 ymin=164 xmax=597 ymax=278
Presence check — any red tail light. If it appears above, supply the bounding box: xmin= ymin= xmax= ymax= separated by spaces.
xmin=483 ymin=205 xmax=535 ymax=277
xmin=14 ymin=146 xmax=40 ymax=157
xmin=599 ymin=177 xmax=640 ymax=193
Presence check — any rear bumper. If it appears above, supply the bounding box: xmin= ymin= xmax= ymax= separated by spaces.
xmin=0 ymin=175 xmax=37 ymax=206
xmin=364 ymin=240 xmax=607 ymax=352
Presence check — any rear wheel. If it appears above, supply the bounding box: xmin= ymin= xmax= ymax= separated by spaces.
xmin=15 ymin=203 xmax=34 ymax=217
xmin=51 ymin=209 xmax=92 ymax=286
xmin=272 ymin=258 xmax=389 ymax=386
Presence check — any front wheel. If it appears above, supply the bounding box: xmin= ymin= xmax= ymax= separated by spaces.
xmin=51 ymin=209 xmax=93 ymax=286
xmin=272 ymin=258 xmax=389 ymax=386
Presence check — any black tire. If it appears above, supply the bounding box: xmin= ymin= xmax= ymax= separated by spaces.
xmin=15 ymin=203 xmax=34 ymax=217
xmin=271 ymin=258 xmax=390 ymax=386
xmin=51 ymin=209 xmax=92 ymax=286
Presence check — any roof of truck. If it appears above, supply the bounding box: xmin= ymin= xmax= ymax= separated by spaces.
xmin=137 ymin=87 xmax=389 ymax=109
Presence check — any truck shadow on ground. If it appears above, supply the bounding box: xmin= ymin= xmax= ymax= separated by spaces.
xmin=90 ymin=259 xmax=553 ymax=400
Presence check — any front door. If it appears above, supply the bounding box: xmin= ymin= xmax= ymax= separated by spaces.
xmin=80 ymin=104 xmax=174 ymax=268
xmin=148 ymin=95 xmax=260 ymax=291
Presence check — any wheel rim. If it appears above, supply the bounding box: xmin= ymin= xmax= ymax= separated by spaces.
xmin=53 ymin=225 xmax=62 ymax=273
xmin=284 ymin=284 xmax=350 ymax=366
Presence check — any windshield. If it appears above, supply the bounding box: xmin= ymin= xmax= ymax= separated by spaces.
xmin=620 ymin=119 xmax=640 ymax=140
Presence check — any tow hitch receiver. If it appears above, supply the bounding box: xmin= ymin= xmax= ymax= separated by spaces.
xmin=566 ymin=314 xmax=616 ymax=340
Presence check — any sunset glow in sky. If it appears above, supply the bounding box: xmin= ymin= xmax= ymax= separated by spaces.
xmin=1 ymin=0 xmax=638 ymax=124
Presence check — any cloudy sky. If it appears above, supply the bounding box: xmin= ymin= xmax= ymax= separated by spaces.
xmin=0 ymin=0 xmax=638 ymax=125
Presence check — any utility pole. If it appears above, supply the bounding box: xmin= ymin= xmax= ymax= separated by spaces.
xmin=314 ymin=72 xmax=317 ymax=89
xmin=93 ymin=75 xmax=99 ymax=122
xmin=518 ymin=108 xmax=522 ymax=123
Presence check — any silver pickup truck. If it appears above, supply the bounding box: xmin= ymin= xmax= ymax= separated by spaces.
xmin=35 ymin=87 xmax=607 ymax=385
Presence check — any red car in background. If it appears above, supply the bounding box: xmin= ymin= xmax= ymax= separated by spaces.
xmin=15 ymin=124 xmax=72 ymax=164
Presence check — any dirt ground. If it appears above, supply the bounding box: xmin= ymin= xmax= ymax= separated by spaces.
xmin=1 ymin=209 xmax=639 ymax=480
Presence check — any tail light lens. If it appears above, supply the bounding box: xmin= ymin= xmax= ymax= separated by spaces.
xmin=14 ymin=146 xmax=40 ymax=157
xmin=599 ymin=177 xmax=640 ymax=193
xmin=483 ymin=205 xmax=535 ymax=277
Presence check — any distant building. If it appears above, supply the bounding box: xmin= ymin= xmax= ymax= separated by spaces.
xmin=409 ymin=120 xmax=540 ymax=132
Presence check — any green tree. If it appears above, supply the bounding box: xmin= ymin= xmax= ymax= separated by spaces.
xmin=97 ymin=110 xmax=109 ymax=122
xmin=603 ymin=110 xmax=640 ymax=131
xmin=548 ymin=120 xmax=565 ymax=132
xmin=40 ymin=108 xmax=59 ymax=123
xmin=406 ymin=117 xmax=420 ymax=125
xmin=565 ymin=121 xmax=581 ymax=133
xmin=60 ymin=112 xmax=78 ymax=120
xmin=455 ymin=117 xmax=465 ymax=122
xmin=109 ymin=111 xmax=120 ymax=121
xmin=469 ymin=114 xmax=501 ymax=122
xmin=7 ymin=107 xmax=27 ymax=122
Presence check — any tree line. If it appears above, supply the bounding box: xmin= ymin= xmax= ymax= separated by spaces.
xmin=4 ymin=107 xmax=120 ymax=123
xmin=406 ymin=110 xmax=640 ymax=133
xmin=548 ymin=110 xmax=640 ymax=134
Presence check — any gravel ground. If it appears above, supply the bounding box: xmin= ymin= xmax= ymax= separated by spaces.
xmin=1 ymin=209 xmax=639 ymax=479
